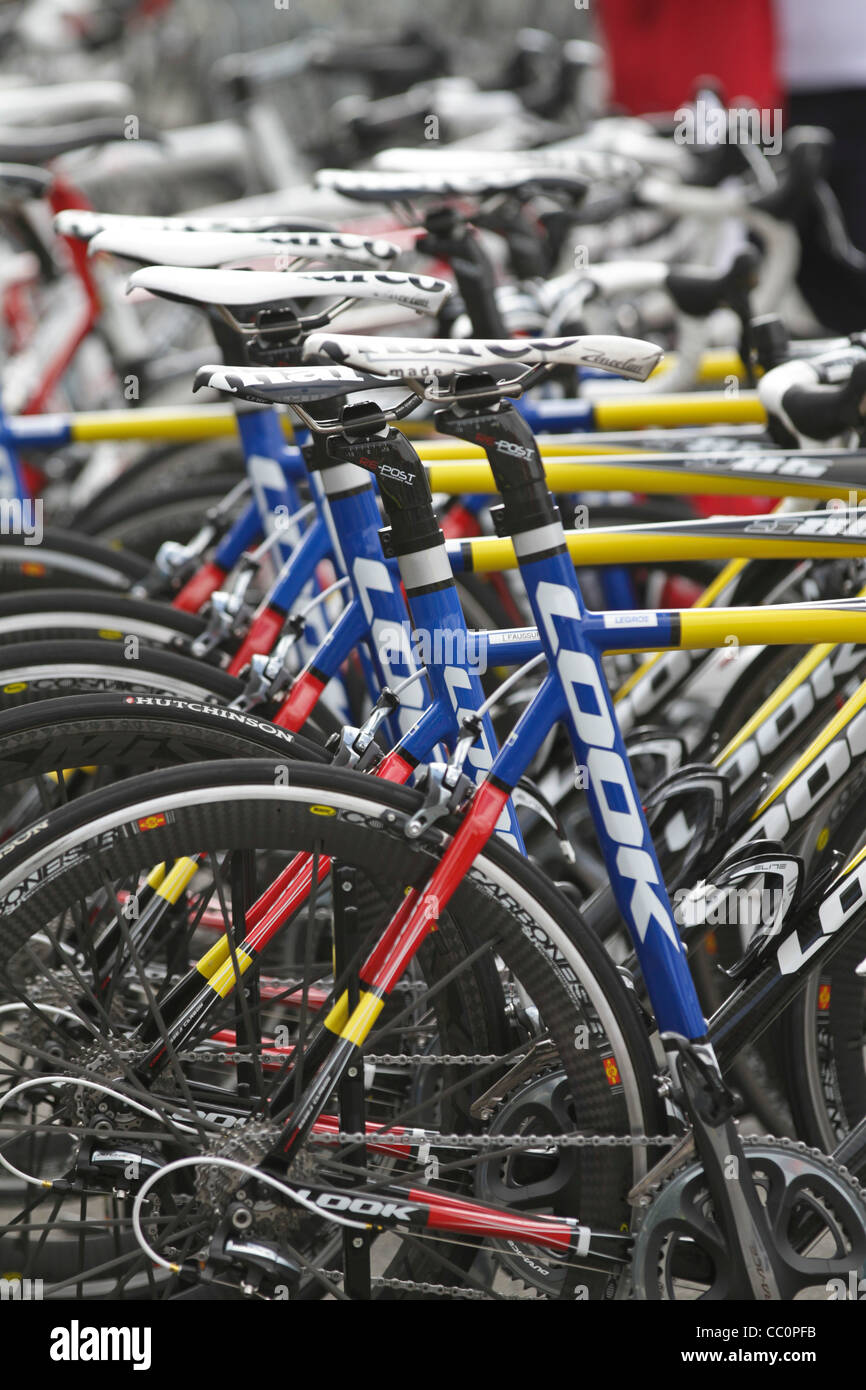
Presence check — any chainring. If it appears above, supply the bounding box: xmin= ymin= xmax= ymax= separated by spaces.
xmin=631 ymin=1134 xmax=866 ymax=1299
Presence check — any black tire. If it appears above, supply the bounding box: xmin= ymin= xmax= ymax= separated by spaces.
xmin=0 ymin=759 xmax=664 ymax=1300
xmin=78 ymin=441 xmax=243 ymax=529
xmin=0 ymin=589 xmax=208 ymax=652
xmin=0 ymin=528 xmax=149 ymax=593
xmin=0 ymin=692 xmax=330 ymax=840
xmin=780 ymin=774 xmax=866 ymax=1150
xmin=0 ymin=638 xmax=246 ymax=709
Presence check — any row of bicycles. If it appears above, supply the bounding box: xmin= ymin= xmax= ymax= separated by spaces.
xmin=0 ymin=31 xmax=865 ymax=1303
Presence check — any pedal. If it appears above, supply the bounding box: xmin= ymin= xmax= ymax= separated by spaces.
xmin=662 ymin=1032 xmax=738 ymax=1127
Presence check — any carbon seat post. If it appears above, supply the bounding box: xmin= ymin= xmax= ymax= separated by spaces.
xmin=416 ymin=204 xmax=507 ymax=338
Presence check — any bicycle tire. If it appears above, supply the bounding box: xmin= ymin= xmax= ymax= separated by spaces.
xmin=0 ymin=527 xmax=149 ymax=592
xmin=0 ymin=759 xmax=664 ymax=1300
xmin=0 ymin=589 xmax=209 ymax=651
xmin=87 ymin=474 xmax=247 ymax=559
xmin=780 ymin=773 xmax=866 ymax=1150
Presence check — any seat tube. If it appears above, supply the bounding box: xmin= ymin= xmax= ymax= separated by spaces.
xmin=304 ymin=434 xmax=429 ymax=746
xmin=326 ymin=409 xmax=524 ymax=850
xmin=437 ymin=395 xmax=706 ymax=1037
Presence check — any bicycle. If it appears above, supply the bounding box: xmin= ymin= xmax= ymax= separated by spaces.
xmin=1 ymin=332 xmax=864 ymax=1299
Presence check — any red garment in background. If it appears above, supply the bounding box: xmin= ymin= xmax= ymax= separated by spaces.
xmin=597 ymin=0 xmax=781 ymax=114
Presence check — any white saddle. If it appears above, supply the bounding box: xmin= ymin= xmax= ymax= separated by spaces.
xmin=371 ymin=145 xmax=639 ymax=185
xmin=127 ymin=266 xmax=451 ymax=315
xmin=0 ymin=81 xmax=133 ymax=127
xmin=54 ymin=209 xmax=389 ymax=249
xmin=194 ymin=363 xmax=382 ymax=405
xmin=315 ymin=167 xmax=587 ymax=203
xmin=89 ymin=226 xmax=400 ymax=269
xmin=303 ymin=333 xmax=663 ymax=381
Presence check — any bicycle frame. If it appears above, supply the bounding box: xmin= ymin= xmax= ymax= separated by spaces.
xmin=231 ymin=387 xmax=866 ymax=1287
xmin=42 ymin=390 xmax=866 ymax=1278
xmin=0 ymin=391 xmax=777 ymax=509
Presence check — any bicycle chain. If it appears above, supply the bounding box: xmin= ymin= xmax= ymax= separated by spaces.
xmin=170 ymin=1050 xmax=518 ymax=1066
xmin=315 ymin=1269 xmax=536 ymax=1300
xmin=309 ymin=1129 xmax=676 ymax=1149
xmin=84 ymin=1049 xmax=678 ymax=1149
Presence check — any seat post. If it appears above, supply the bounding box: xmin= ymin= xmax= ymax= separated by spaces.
xmin=416 ymin=204 xmax=507 ymax=338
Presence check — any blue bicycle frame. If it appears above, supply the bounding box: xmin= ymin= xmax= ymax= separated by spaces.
xmin=429 ymin=394 xmax=709 ymax=1040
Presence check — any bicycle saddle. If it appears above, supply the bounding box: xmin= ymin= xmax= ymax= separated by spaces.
xmin=55 ymin=210 xmax=336 ymax=243
xmin=666 ymin=247 xmax=760 ymax=318
xmin=89 ymin=226 xmax=400 ymax=270
xmin=0 ymin=163 xmax=53 ymax=202
xmin=315 ymin=167 xmax=588 ymax=205
xmin=193 ymin=363 xmax=384 ymax=406
xmin=127 ymin=266 xmax=451 ymax=316
xmin=303 ymin=332 xmax=663 ymax=380
xmin=0 ymin=116 xmax=161 ymax=164
xmin=750 ymin=126 xmax=834 ymax=219
xmin=372 ymin=144 xmax=639 ymax=186
xmin=0 ymin=80 xmax=133 ymax=127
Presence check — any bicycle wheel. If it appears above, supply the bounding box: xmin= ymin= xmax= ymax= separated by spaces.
xmin=0 ymin=759 xmax=664 ymax=1300
xmin=0 ymin=528 xmax=149 ymax=593
xmin=780 ymin=774 xmax=866 ymax=1150
xmin=0 ymin=639 xmax=247 ymax=710
xmin=77 ymin=440 xmax=243 ymax=529
xmin=87 ymin=475 xmax=247 ymax=560
xmin=0 ymin=692 xmax=328 ymax=841
xmin=0 ymin=590 xmax=209 ymax=651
